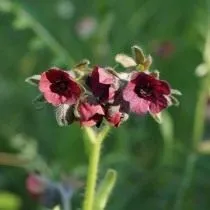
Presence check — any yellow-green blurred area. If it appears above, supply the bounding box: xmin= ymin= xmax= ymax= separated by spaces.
xmin=0 ymin=0 xmax=210 ymax=209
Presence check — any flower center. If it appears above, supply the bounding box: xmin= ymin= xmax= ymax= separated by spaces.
xmin=136 ymin=83 xmax=153 ymax=99
xmin=51 ymin=80 xmax=69 ymax=94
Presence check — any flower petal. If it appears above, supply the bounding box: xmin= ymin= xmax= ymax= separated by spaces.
xmin=155 ymin=80 xmax=171 ymax=95
xmin=89 ymin=66 xmax=119 ymax=103
xmin=130 ymin=98 xmax=149 ymax=114
xmin=123 ymin=82 xmax=149 ymax=114
xmin=39 ymin=72 xmax=51 ymax=92
xmin=97 ymin=67 xmax=114 ymax=84
xmin=43 ymin=92 xmax=62 ymax=106
xmin=149 ymin=96 xmax=168 ymax=113
xmin=45 ymin=68 xmax=69 ymax=83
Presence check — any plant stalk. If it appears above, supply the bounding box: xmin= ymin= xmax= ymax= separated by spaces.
xmin=83 ymin=137 xmax=102 ymax=210
xmin=173 ymin=56 xmax=210 ymax=210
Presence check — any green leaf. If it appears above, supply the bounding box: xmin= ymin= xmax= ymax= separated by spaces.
xmin=150 ymin=112 xmax=162 ymax=124
xmin=171 ymin=89 xmax=182 ymax=96
xmin=94 ymin=169 xmax=117 ymax=210
xmin=159 ymin=111 xmax=174 ymax=165
xmin=25 ymin=74 xmax=41 ymax=86
xmin=32 ymin=94 xmax=46 ymax=110
xmin=170 ymin=95 xmax=180 ymax=106
xmin=159 ymin=111 xmax=174 ymax=143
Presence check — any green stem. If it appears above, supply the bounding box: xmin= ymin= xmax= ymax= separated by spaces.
xmin=173 ymin=18 xmax=210 ymax=208
xmin=173 ymin=153 xmax=197 ymax=210
xmin=83 ymin=126 xmax=111 ymax=210
xmin=83 ymin=140 xmax=101 ymax=210
xmin=173 ymin=61 xmax=210 ymax=210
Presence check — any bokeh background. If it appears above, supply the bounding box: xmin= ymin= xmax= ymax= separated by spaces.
xmin=0 ymin=0 xmax=210 ymax=209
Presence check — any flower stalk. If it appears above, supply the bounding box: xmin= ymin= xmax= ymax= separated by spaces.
xmin=83 ymin=139 xmax=101 ymax=210
xmin=83 ymin=125 xmax=111 ymax=210
xmin=81 ymin=127 xmax=101 ymax=210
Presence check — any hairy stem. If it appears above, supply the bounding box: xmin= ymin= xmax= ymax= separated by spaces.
xmin=83 ymin=126 xmax=111 ymax=210
xmin=83 ymin=139 xmax=102 ymax=210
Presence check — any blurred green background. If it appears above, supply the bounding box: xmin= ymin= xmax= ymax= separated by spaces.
xmin=0 ymin=0 xmax=210 ymax=209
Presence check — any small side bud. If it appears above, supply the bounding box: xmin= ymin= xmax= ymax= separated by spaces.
xmin=132 ymin=45 xmax=146 ymax=64
xmin=132 ymin=46 xmax=152 ymax=71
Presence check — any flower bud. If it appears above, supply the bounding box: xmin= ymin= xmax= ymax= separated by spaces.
xmin=76 ymin=96 xmax=105 ymax=127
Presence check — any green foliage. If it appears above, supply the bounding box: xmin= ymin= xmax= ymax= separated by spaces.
xmin=0 ymin=192 xmax=21 ymax=209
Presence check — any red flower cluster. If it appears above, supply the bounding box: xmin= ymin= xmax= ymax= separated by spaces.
xmin=26 ymin=46 xmax=180 ymax=127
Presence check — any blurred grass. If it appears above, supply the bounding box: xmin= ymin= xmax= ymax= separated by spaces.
xmin=0 ymin=0 xmax=210 ymax=210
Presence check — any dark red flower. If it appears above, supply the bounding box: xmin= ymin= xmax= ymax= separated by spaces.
xmin=88 ymin=66 xmax=119 ymax=103
xmin=39 ymin=68 xmax=81 ymax=106
xmin=123 ymin=72 xmax=171 ymax=114
xmin=105 ymin=105 xmax=129 ymax=127
xmin=77 ymin=96 xmax=105 ymax=127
